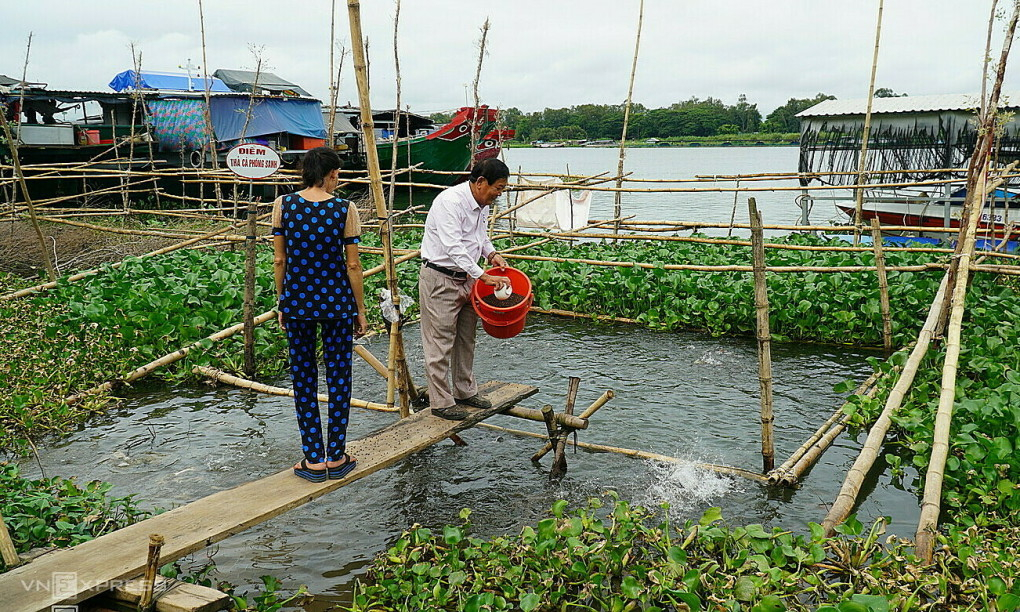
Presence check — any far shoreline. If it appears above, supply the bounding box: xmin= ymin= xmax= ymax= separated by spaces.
xmin=505 ymin=140 xmax=800 ymax=149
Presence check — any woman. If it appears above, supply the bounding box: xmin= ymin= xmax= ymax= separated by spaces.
xmin=272 ymin=146 xmax=368 ymax=483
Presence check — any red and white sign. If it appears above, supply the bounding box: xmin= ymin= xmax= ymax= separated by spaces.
xmin=226 ymin=144 xmax=281 ymax=180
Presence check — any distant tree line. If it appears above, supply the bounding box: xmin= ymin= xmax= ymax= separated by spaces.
xmin=430 ymin=90 xmax=904 ymax=141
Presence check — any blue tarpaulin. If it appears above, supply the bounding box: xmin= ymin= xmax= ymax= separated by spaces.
xmin=209 ymin=97 xmax=325 ymax=142
xmin=144 ymin=96 xmax=325 ymax=150
xmin=109 ymin=70 xmax=231 ymax=93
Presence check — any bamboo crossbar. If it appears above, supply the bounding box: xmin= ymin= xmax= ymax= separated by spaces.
xmin=507 ymin=228 xmax=1020 ymax=258
xmin=480 ymin=423 xmax=767 ymax=482
xmin=589 ymin=219 xmax=973 ymax=235
xmin=63 ymin=309 xmax=278 ymax=405
xmin=193 ymin=366 xmax=394 ymax=412
xmin=504 ymin=406 xmax=589 ymax=430
xmin=505 ymin=251 xmax=949 ymax=273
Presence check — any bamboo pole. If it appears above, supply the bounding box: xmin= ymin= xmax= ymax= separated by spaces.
xmin=853 ymin=0 xmax=884 ymax=245
xmin=32 ymin=214 xmax=251 ymax=242
xmin=613 ymin=0 xmax=644 ymax=233
xmin=502 ymin=227 xmax=972 ymax=254
xmin=749 ymin=198 xmax=775 ymax=472
xmin=137 ymin=534 xmax=164 ymax=612
xmin=64 ymin=310 xmax=277 ymax=405
xmin=484 ymin=423 xmax=768 ymax=482
xmin=194 ymin=366 xmax=394 ymax=412
xmin=327 ymin=0 xmax=339 ymax=138
xmin=354 ymin=344 xmax=389 ymax=378
xmin=196 ymin=0 xmax=224 ymax=210
xmin=821 ymin=272 xmax=950 ymax=536
xmin=387 ymin=0 xmax=412 ymax=418
xmin=551 ymin=377 xmax=581 ymax=476
xmin=0 ymin=66 xmax=57 ymax=282
xmin=767 ymin=367 xmax=881 ymax=483
xmin=242 ymin=200 xmax=258 ymax=377
xmin=505 ymin=251 xmax=947 ymax=274
xmin=0 ymin=512 xmax=20 ymax=568
xmin=918 ymin=13 xmax=1019 ymax=552
xmin=768 ymin=369 xmax=885 ymax=486
xmin=347 ymin=0 xmax=405 ymax=415
xmin=870 ymin=218 xmax=893 ymax=354
xmin=508 ymin=406 xmax=589 ymax=431
xmin=534 ymin=405 xmax=560 ymax=469
xmin=468 ymin=19 xmax=491 ymax=171
xmin=916 ymin=160 xmax=993 ymax=561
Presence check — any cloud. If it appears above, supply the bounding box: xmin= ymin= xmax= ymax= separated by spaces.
xmin=2 ymin=0 xmax=1016 ymax=116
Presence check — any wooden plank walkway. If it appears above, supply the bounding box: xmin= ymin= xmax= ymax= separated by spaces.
xmin=0 ymin=380 xmax=537 ymax=612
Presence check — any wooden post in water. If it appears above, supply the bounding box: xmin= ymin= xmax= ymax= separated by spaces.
xmin=242 ymin=199 xmax=258 ymax=377
xmin=347 ymin=0 xmax=407 ymax=416
xmin=0 ymin=512 xmax=20 ymax=568
xmin=749 ymin=198 xmax=775 ymax=473
xmin=137 ymin=534 xmax=164 ymax=612
xmin=870 ymin=218 xmax=893 ymax=355
xmin=552 ymin=376 xmax=580 ymax=476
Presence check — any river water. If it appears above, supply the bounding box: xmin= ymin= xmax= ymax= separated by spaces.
xmin=18 ymin=147 xmax=913 ymax=608
xmin=502 ymin=145 xmax=845 ymax=235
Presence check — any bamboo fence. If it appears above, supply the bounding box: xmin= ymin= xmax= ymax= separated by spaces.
xmin=2 ymin=17 xmax=1020 ymax=556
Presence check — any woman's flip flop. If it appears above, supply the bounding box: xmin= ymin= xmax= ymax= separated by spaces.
xmin=328 ymin=453 xmax=358 ymax=480
xmin=294 ymin=459 xmax=327 ymax=483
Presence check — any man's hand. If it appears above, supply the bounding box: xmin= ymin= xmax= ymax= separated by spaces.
xmin=479 ymin=273 xmax=511 ymax=290
xmin=488 ymin=253 xmax=508 ymax=268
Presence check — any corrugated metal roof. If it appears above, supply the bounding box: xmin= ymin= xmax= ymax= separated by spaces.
xmin=797 ymin=92 xmax=1020 ymax=117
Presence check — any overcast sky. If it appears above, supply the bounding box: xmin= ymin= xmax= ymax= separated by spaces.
xmin=3 ymin=1 xmax=1016 ymax=116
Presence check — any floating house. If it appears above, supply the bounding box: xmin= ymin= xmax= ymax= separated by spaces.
xmin=797 ymin=93 xmax=1020 ymax=230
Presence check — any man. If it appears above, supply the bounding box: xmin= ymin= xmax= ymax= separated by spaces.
xmin=419 ymin=158 xmax=511 ymax=420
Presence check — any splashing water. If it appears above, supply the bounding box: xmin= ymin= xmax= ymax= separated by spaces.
xmin=640 ymin=452 xmax=744 ymax=516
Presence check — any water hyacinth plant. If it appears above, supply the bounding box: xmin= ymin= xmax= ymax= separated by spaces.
xmin=348 ymin=496 xmax=1020 ymax=611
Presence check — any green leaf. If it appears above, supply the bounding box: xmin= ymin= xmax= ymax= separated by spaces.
xmin=988 ymin=576 xmax=1008 ymax=596
xmin=997 ymin=593 xmax=1020 ymax=612
xmin=734 ymin=576 xmax=756 ymax=601
xmin=751 ymin=595 xmax=786 ymax=612
xmin=849 ymin=594 xmax=889 ymax=612
xmin=699 ymin=507 xmax=723 ymax=526
xmin=520 ymin=593 xmax=541 ymax=611
xmin=621 ymin=575 xmax=642 ymax=599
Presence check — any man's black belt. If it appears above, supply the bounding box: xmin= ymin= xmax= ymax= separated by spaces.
xmin=423 ymin=259 xmax=468 ymax=280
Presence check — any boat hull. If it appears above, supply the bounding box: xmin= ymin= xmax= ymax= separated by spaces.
xmin=836 ymin=196 xmax=1020 ymax=233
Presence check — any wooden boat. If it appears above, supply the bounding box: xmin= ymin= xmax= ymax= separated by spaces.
xmin=372 ymin=106 xmax=503 ymax=186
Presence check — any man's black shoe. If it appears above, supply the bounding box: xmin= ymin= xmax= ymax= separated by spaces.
xmin=455 ymin=394 xmax=492 ymax=409
xmin=432 ymin=405 xmax=469 ymax=421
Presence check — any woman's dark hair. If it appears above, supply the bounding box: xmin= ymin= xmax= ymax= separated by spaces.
xmin=469 ymin=158 xmax=510 ymax=185
xmin=300 ymin=146 xmax=342 ymax=188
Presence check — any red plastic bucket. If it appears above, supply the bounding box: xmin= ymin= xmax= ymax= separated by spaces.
xmin=471 ymin=266 xmax=534 ymax=338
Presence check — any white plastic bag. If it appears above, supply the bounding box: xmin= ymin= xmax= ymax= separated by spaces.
xmin=379 ymin=288 xmax=415 ymax=323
